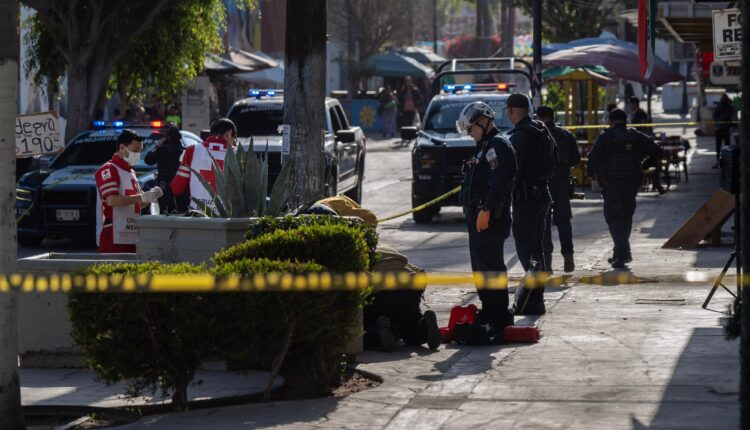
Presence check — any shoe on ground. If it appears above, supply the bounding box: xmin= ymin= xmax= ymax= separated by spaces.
xmin=608 ymin=255 xmax=632 ymax=264
xmin=376 ymin=316 xmax=398 ymax=352
xmin=422 ymin=310 xmax=441 ymax=350
xmin=611 ymin=259 xmax=627 ymax=269
xmin=563 ymin=254 xmax=575 ymax=272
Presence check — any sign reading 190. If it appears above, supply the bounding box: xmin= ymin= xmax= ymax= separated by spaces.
xmin=15 ymin=111 xmax=64 ymax=158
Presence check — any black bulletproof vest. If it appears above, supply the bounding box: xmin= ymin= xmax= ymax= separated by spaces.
xmin=607 ymin=128 xmax=644 ymax=177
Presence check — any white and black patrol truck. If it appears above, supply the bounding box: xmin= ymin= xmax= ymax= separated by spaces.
xmin=227 ymin=90 xmax=367 ymax=203
xmin=409 ymin=58 xmax=536 ymax=223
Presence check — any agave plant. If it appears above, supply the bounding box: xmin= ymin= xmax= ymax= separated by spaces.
xmin=190 ymin=137 xmax=293 ymax=218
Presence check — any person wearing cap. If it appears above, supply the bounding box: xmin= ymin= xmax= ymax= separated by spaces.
xmin=171 ymin=118 xmax=237 ymax=214
xmin=456 ymin=101 xmax=517 ymax=341
xmin=587 ymin=108 xmax=662 ymax=268
xmin=95 ymin=129 xmax=163 ymax=253
xmin=506 ymin=93 xmax=556 ymax=315
xmin=535 ymin=106 xmax=580 ymax=273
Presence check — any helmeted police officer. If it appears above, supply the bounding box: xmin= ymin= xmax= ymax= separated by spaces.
xmin=535 ymin=106 xmax=581 ymax=273
xmin=457 ymin=101 xmax=516 ymax=337
xmin=506 ymin=94 xmax=556 ymax=276
xmin=587 ymin=108 xmax=662 ymax=268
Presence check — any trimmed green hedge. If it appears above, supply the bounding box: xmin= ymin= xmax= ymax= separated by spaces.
xmin=68 ymin=217 xmax=377 ymax=409
xmin=216 ymin=223 xmax=370 ymax=272
xmin=246 ymin=215 xmax=379 ymax=269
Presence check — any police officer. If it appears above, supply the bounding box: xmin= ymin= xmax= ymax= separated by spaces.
xmin=457 ymin=101 xmax=516 ymax=336
xmin=144 ymin=125 xmax=188 ymax=213
xmin=587 ymin=108 xmax=662 ymax=268
xmin=535 ymin=106 xmax=581 ymax=273
xmin=506 ymin=94 xmax=555 ymax=269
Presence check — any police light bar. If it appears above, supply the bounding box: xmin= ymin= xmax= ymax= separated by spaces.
xmin=150 ymin=120 xmax=163 ymax=128
xmin=92 ymin=120 xmax=106 ymax=128
xmin=113 ymin=121 xmax=124 ymax=128
xmin=442 ymin=83 xmax=514 ymax=93
xmin=248 ymin=89 xmax=283 ymax=98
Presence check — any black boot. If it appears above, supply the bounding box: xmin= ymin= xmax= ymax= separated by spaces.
xmin=544 ymin=253 xmax=553 ymax=273
xmin=563 ymin=254 xmax=575 ymax=272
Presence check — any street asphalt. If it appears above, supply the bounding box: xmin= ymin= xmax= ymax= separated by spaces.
xmin=20 ymin=116 xmax=742 ymax=428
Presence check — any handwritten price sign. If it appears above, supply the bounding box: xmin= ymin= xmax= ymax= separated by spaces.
xmin=15 ymin=111 xmax=63 ymax=158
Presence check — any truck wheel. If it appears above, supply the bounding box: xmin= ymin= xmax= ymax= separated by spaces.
xmin=412 ymin=196 xmax=437 ymax=224
xmin=18 ymin=234 xmax=43 ymax=247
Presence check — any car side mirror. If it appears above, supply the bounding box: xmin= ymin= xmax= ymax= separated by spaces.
xmin=336 ymin=129 xmax=356 ymax=144
xmin=400 ymin=126 xmax=418 ymax=141
xmin=200 ymin=130 xmax=210 ymax=140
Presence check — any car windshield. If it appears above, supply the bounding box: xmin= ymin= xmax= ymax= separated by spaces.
xmin=423 ymin=98 xmax=513 ymax=133
xmin=50 ymin=133 xmax=163 ymax=170
xmin=229 ymin=105 xmax=284 ymax=137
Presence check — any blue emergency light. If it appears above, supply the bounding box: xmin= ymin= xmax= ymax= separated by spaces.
xmin=113 ymin=121 xmax=124 ymax=128
xmin=248 ymin=89 xmax=283 ymax=98
xmin=442 ymin=83 xmax=511 ymax=93
xmin=92 ymin=120 xmax=106 ymax=127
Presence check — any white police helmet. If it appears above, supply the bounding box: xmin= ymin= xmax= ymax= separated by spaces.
xmin=456 ymin=101 xmax=495 ymax=133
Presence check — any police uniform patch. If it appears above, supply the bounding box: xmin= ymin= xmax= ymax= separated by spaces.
xmin=486 ymin=147 xmax=498 ymax=169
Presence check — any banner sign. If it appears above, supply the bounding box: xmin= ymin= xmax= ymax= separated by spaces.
xmin=15 ymin=111 xmax=63 ymax=158
xmin=712 ymin=8 xmax=742 ymax=60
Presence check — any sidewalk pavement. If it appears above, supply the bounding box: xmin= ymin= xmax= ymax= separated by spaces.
xmin=23 ymin=127 xmax=742 ymax=428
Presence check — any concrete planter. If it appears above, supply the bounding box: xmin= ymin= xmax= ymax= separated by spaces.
xmin=17 ymin=252 xmax=140 ymax=367
xmin=136 ymin=215 xmax=256 ymax=265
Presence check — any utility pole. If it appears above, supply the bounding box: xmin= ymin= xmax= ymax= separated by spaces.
xmin=740 ymin=0 xmax=750 ymax=426
xmin=433 ymin=0 xmax=438 ymax=54
xmin=0 ymin=0 xmax=24 ymax=428
xmin=532 ymin=0 xmax=542 ymax=102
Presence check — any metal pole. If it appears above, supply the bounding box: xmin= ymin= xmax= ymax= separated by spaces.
xmin=740 ymin=0 xmax=750 ymax=426
xmin=433 ymin=0 xmax=438 ymax=54
xmin=532 ymin=0 xmax=542 ymax=99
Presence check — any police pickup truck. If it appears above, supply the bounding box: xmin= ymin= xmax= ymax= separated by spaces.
xmin=411 ymin=83 xmax=521 ymax=223
xmin=16 ymin=122 xmax=202 ymax=246
xmin=227 ymin=90 xmax=366 ymax=203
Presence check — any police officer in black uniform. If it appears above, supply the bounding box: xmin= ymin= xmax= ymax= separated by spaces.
xmin=457 ymin=101 xmax=516 ymax=336
xmin=144 ymin=125 xmax=188 ymax=212
xmin=536 ymin=106 xmax=581 ymax=273
xmin=506 ymin=93 xmax=556 ymax=274
xmin=587 ymin=108 xmax=662 ymax=268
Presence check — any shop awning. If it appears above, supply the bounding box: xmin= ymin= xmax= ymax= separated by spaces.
xmin=362 ymin=52 xmax=435 ymax=79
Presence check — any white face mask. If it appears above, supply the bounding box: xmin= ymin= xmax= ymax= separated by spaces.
xmin=124 ymin=150 xmax=141 ymax=166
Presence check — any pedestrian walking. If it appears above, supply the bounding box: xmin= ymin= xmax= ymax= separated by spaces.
xmin=95 ymin=129 xmax=162 ymax=253
xmin=712 ymin=94 xmax=735 ymax=168
xmin=378 ymin=85 xmax=398 ymax=138
xmin=456 ymin=101 xmax=516 ymax=342
xmin=587 ymin=108 xmax=662 ymax=269
xmin=535 ymin=106 xmax=580 ymax=273
xmin=144 ymin=125 xmax=188 ymax=213
xmin=170 ymin=118 xmax=236 ymax=214
xmin=397 ymin=76 xmax=423 ymax=128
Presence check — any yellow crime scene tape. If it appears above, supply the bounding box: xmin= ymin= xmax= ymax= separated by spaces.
xmin=565 ymin=120 xmax=738 ymax=131
xmin=377 ymin=185 xmax=461 ymax=223
xmin=0 ymin=270 xmax=701 ymax=293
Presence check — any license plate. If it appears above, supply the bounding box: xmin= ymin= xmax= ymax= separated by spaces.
xmin=56 ymin=209 xmax=80 ymax=221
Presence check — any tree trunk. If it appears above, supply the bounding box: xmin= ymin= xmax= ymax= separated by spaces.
xmin=476 ymin=0 xmax=492 ymax=57
xmin=0 ymin=1 xmax=24 ymax=428
xmin=283 ymin=0 xmax=327 ymax=209
xmin=171 ymin=380 xmax=189 ymax=412
xmin=65 ymin=59 xmax=114 ymax=143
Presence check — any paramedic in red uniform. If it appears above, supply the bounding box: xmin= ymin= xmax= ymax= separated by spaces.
xmin=170 ymin=118 xmax=236 ymax=214
xmin=95 ymin=129 xmax=163 ymax=253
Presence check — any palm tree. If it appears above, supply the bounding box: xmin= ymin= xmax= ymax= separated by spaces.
xmin=0 ymin=0 xmax=25 ymax=428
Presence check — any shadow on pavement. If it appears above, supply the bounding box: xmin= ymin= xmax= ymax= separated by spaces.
xmin=630 ymin=327 xmax=738 ymax=429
